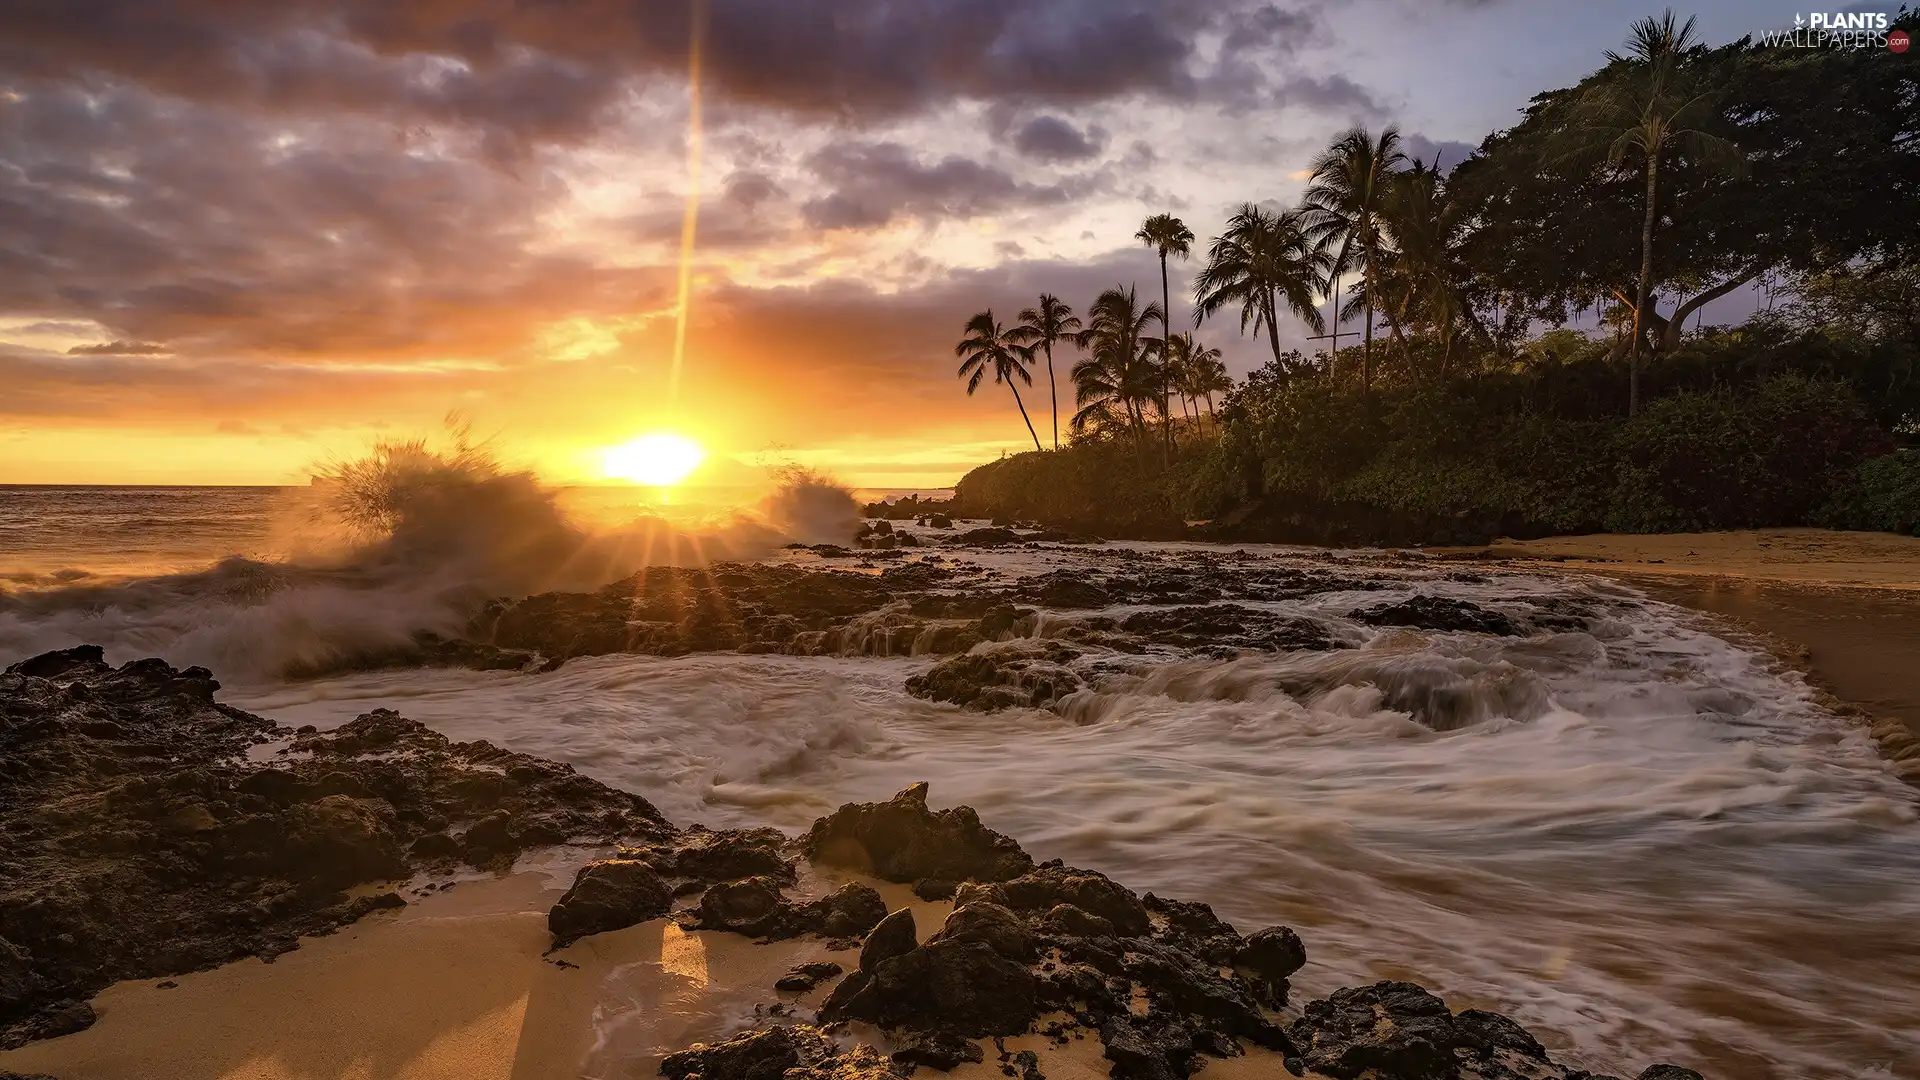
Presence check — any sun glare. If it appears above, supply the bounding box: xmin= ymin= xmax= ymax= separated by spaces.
xmin=604 ymin=433 xmax=705 ymax=486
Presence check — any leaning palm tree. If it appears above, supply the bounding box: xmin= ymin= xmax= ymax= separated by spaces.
xmin=955 ymin=310 xmax=1043 ymax=453
xmin=1302 ymin=126 xmax=1407 ymax=399
xmin=1193 ymin=204 xmax=1330 ymax=374
xmin=1072 ymin=286 xmax=1163 ymax=448
xmin=1009 ymin=294 xmax=1081 ymax=450
xmin=1378 ymin=162 xmax=1482 ymax=379
xmin=1555 ymin=10 xmax=1741 ymax=414
xmin=1137 ymin=214 xmax=1195 ymax=448
xmin=1186 ymin=340 xmax=1231 ymax=423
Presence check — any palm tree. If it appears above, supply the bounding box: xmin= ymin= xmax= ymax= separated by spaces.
xmin=1378 ymin=162 xmax=1482 ymax=379
xmin=1193 ymin=204 xmax=1330 ymax=374
xmin=1302 ymin=126 xmax=1407 ymax=399
xmin=955 ymin=310 xmax=1043 ymax=453
xmin=1137 ymin=214 xmax=1195 ymax=449
xmin=1187 ymin=340 xmax=1231 ymax=423
xmin=1072 ymin=286 xmax=1163 ymax=446
xmin=1556 ymin=11 xmax=1741 ymax=413
xmin=1009 ymin=294 xmax=1081 ymax=451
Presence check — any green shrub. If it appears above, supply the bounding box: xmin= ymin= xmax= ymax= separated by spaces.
xmin=1820 ymin=451 xmax=1920 ymax=535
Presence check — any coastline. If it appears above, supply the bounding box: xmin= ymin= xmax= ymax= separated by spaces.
xmin=1449 ymin=528 xmax=1920 ymax=778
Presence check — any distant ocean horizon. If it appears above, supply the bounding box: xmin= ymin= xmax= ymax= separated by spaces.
xmin=0 ymin=482 xmax=953 ymax=581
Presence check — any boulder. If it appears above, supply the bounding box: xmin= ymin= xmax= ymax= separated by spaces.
xmin=823 ymin=938 xmax=1038 ymax=1038
xmin=930 ymin=902 xmax=1036 ymax=962
xmin=548 ymin=859 xmax=672 ymax=946
xmin=802 ymin=882 xmax=889 ymax=939
xmin=803 ymin=784 xmax=1034 ymax=884
xmin=860 ymin=908 xmax=919 ymax=973
xmin=696 ymin=876 xmax=791 ymax=937
xmin=775 ymin=962 xmax=844 ymax=993
xmin=670 ymin=828 xmax=796 ymax=884
xmin=1352 ymin=596 xmax=1518 ymax=637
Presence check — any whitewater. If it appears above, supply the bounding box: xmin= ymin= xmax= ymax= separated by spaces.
xmin=3 ymin=483 xmax=1918 ymax=1079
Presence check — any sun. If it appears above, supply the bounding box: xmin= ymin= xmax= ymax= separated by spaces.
xmin=603 ymin=433 xmax=706 ymax=486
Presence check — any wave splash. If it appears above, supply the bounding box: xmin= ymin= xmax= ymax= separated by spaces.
xmin=0 ymin=434 xmax=862 ymax=679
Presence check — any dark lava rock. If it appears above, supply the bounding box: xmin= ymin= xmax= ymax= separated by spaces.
xmin=1353 ymin=596 xmax=1518 ymax=637
xmin=890 ymin=1029 xmax=985 ymax=1070
xmin=1017 ymin=572 xmax=1113 ymax=609
xmin=0 ymin=650 xmax=670 ymax=1048
xmin=1118 ymin=605 xmax=1338 ymax=653
xmin=930 ymin=902 xmax=1036 ymax=962
xmin=670 ymin=827 xmax=796 ymax=885
xmin=1289 ymin=981 xmax=1614 ymax=1080
xmin=549 ymin=859 xmax=672 ymax=946
xmin=1635 ymin=1069 xmax=1704 ymax=1080
xmin=998 ymin=865 xmax=1150 ymax=937
xmin=775 ymin=961 xmax=844 ymax=993
xmin=927 ymin=514 xmax=953 ymax=529
xmin=822 ymin=938 xmax=1039 ymax=1038
xmin=904 ymin=645 xmax=1083 ymax=712
xmin=1234 ymin=925 xmax=1307 ymax=1007
xmin=803 ymin=882 xmax=889 ymax=939
xmin=661 ymin=1024 xmax=905 ymax=1080
xmin=912 ymin=878 xmax=958 ymax=901
xmin=804 ymin=783 xmax=1034 ymax=884
xmin=695 ymin=876 xmax=792 ymax=937
xmin=860 ymin=908 xmax=919 ymax=973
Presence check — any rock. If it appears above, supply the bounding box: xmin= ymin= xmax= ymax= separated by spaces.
xmin=1098 ymin=1014 xmax=1198 ymax=1080
xmin=1235 ymin=925 xmax=1307 ymax=1007
xmin=1039 ymin=904 xmax=1115 ymax=939
xmin=998 ymin=865 xmax=1151 ymax=937
xmin=549 ymin=859 xmax=672 ymax=946
xmin=776 ymin=961 xmax=844 ymax=993
xmin=1290 ymin=981 xmax=1591 ymax=1080
xmin=5 ymin=644 xmax=106 ymax=680
xmin=696 ymin=876 xmax=792 ymax=937
xmin=661 ymin=1025 xmax=835 ymax=1080
xmin=802 ymin=882 xmax=889 ymax=938
xmin=931 ymin=902 xmax=1036 ymax=962
xmin=860 ymin=908 xmax=919 ymax=973
xmin=912 ymin=878 xmax=958 ymax=901
xmin=0 ymin=938 xmax=38 ymax=1016
xmin=889 ymin=1030 xmax=985 ymax=1070
xmin=804 ymin=784 xmax=1034 ymax=884
xmin=903 ymin=645 xmax=1083 ymax=713
xmin=1636 ymin=1070 xmax=1705 ymax=1080
xmin=928 ymin=514 xmax=953 ymax=528
xmin=1353 ymin=596 xmax=1518 ymax=636
xmin=671 ymin=827 xmax=797 ymax=884
xmin=823 ymin=938 xmax=1039 ymax=1038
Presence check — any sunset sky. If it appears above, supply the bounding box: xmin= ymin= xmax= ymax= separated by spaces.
xmin=0 ymin=0 xmax=1818 ymax=487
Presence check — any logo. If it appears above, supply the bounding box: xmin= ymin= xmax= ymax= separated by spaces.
xmin=1764 ymin=11 xmax=1896 ymax=48
xmin=1893 ymin=28 xmax=1912 ymax=52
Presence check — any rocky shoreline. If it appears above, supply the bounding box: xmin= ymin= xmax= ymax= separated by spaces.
xmin=0 ymin=646 xmax=1704 ymax=1080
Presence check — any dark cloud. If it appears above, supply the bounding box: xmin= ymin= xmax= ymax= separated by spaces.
xmin=66 ymin=340 xmax=170 ymax=356
xmin=798 ymin=141 xmax=1093 ymax=230
xmin=1009 ymin=115 xmax=1106 ymax=163
xmin=1273 ymin=74 xmax=1388 ymax=119
xmin=0 ymin=0 xmax=1307 ymax=142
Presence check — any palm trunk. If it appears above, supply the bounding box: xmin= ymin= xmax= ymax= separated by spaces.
xmin=1631 ymin=152 xmax=1660 ymax=416
xmin=1327 ymin=272 xmax=1342 ymax=371
xmin=1265 ymin=290 xmax=1283 ymax=366
xmin=1008 ymin=381 xmax=1042 ymax=453
xmin=1043 ymin=341 xmax=1058 ymax=450
xmin=1362 ymin=295 xmax=1374 ymax=400
xmin=1159 ymin=254 xmax=1175 ymax=457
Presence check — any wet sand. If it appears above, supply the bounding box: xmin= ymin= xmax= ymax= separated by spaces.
xmin=1461 ymin=529 xmax=1920 ymax=770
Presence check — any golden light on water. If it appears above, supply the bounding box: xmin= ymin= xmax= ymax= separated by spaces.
xmin=603 ymin=433 xmax=705 ymax=486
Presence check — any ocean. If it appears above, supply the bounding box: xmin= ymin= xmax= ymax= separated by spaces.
xmin=2 ymin=482 xmax=1917 ymax=1078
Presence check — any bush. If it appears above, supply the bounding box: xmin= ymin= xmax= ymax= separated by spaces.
xmin=1820 ymin=451 xmax=1920 ymax=535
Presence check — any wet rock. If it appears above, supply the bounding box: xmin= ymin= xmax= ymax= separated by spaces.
xmin=1020 ymin=573 xmax=1112 ymax=609
xmin=1353 ymin=596 xmax=1518 ymax=637
xmin=998 ymin=865 xmax=1151 ymax=937
xmin=661 ymin=1024 xmax=837 ymax=1080
xmin=928 ymin=514 xmax=953 ymax=528
xmin=803 ymin=882 xmax=889 ymax=939
xmin=696 ymin=876 xmax=792 ymax=937
xmin=823 ymin=938 xmax=1039 ymax=1038
xmin=804 ymin=784 xmax=1034 ymax=884
xmin=912 ymin=878 xmax=958 ymax=901
xmin=860 ymin=909 xmax=919 ymax=972
xmin=890 ymin=1029 xmax=985 ymax=1070
xmin=1118 ymin=605 xmax=1338 ymax=653
xmin=0 ymin=653 xmax=671 ymax=1048
xmin=549 ymin=859 xmax=672 ymax=946
xmin=904 ymin=645 xmax=1083 ymax=712
xmin=930 ymin=902 xmax=1036 ymax=962
xmin=1234 ymin=925 xmax=1307 ymax=1007
xmin=1098 ymin=1014 xmax=1199 ymax=1080
xmin=1289 ymin=981 xmax=1596 ymax=1080
xmin=1635 ymin=1070 xmax=1704 ymax=1080
xmin=776 ymin=961 xmax=844 ymax=993
xmin=1039 ymin=903 xmax=1114 ymax=939
xmin=670 ymin=827 xmax=797 ymax=885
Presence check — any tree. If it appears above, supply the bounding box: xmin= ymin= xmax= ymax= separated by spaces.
xmin=1193 ymin=204 xmax=1330 ymax=373
xmin=1073 ymin=286 xmax=1163 ymax=445
xmin=955 ymin=310 xmax=1043 ymax=452
xmin=1303 ymin=126 xmax=1407 ymax=399
xmin=1137 ymin=213 xmax=1195 ymax=450
xmin=1009 ymin=294 xmax=1082 ymax=451
xmin=1178 ymin=335 xmax=1231 ymax=423
xmin=1378 ymin=162 xmax=1484 ymax=378
xmin=1555 ymin=11 xmax=1742 ymax=413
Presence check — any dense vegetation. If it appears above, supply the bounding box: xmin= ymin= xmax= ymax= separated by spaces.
xmin=947 ymin=12 xmax=1920 ymax=543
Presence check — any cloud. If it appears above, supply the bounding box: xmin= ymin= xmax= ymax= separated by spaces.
xmin=1400 ymin=133 xmax=1479 ymax=173
xmin=1009 ymin=115 xmax=1107 ymax=163
xmin=67 ymin=340 xmax=170 ymax=356
xmin=798 ymin=141 xmax=1095 ymax=230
